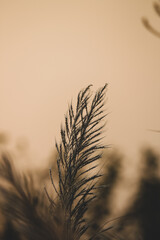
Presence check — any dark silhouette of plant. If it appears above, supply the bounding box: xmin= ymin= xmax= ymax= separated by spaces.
xmin=118 ymin=148 xmax=160 ymax=240
xmin=0 ymin=84 xmax=109 ymax=240
xmin=45 ymin=84 xmax=108 ymax=240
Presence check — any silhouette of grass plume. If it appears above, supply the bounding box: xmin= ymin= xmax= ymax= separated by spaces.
xmin=0 ymin=84 xmax=109 ymax=240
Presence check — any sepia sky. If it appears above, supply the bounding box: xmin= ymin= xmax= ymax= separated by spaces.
xmin=1 ymin=0 xmax=160 ymax=167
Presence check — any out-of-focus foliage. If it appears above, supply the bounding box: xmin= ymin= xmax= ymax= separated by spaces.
xmin=142 ymin=1 xmax=160 ymax=38
xmin=88 ymin=150 xmax=123 ymax=240
xmin=0 ymin=132 xmax=9 ymax=146
xmin=0 ymin=154 xmax=58 ymax=240
xmin=118 ymin=148 xmax=160 ymax=240
xmin=0 ymin=146 xmax=160 ymax=240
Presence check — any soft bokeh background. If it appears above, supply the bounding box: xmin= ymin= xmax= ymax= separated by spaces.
xmin=1 ymin=0 xmax=160 ymax=168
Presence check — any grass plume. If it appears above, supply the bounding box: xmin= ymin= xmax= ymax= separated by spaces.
xmin=0 ymin=84 xmax=108 ymax=240
xmin=46 ymin=84 xmax=107 ymax=239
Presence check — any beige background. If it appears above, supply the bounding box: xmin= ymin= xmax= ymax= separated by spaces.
xmin=1 ymin=0 xmax=160 ymax=167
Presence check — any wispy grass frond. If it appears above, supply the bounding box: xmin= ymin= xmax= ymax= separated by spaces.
xmin=0 ymin=84 xmax=108 ymax=240
xmin=47 ymin=84 xmax=107 ymax=239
